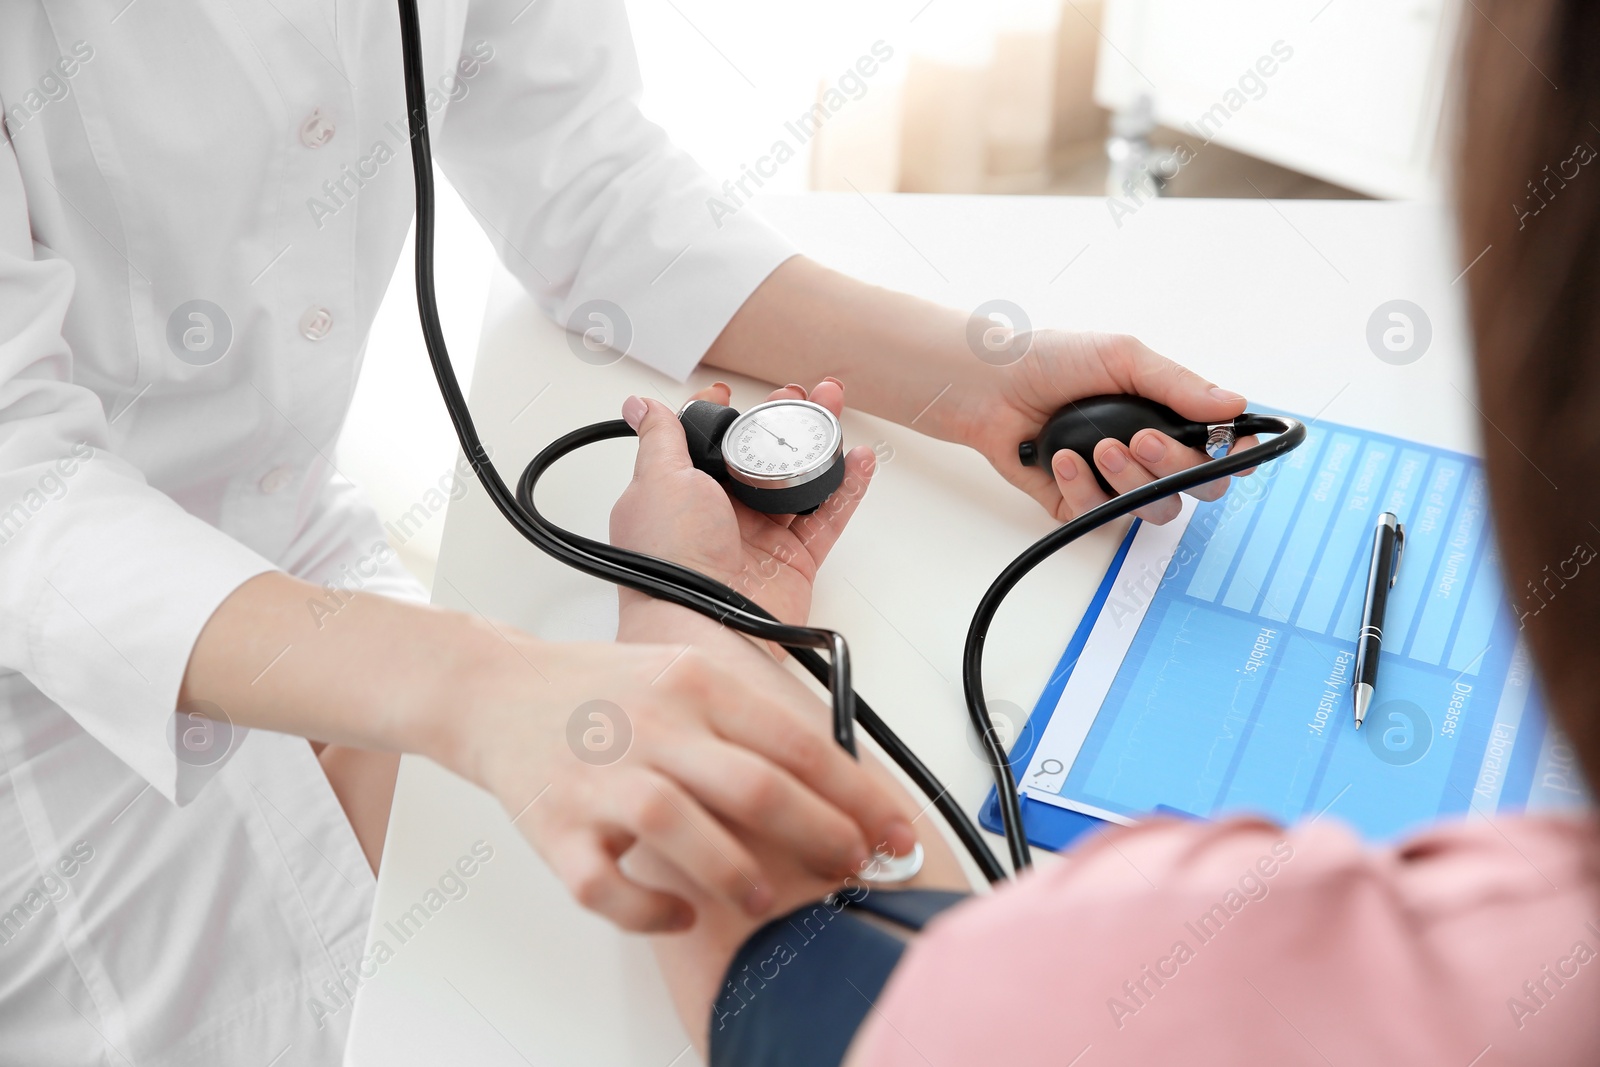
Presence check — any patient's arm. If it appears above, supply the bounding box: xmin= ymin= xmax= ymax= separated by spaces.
xmin=616 ymin=598 xmax=973 ymax=1056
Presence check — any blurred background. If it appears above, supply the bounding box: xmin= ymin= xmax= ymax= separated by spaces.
xmin=341 ymin=0 xmax=1465 ymax=587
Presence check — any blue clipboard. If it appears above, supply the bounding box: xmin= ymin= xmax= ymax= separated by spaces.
xmin=981 ymin=411 xmax=1578 ymax=854
xmin=977 ymin=522 xmax=1141 ymax=851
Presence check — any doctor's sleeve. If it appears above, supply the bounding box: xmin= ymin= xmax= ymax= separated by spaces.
xmin=437 ymin=0 xmax=798 ymax=383
xmin=0 ymin=134 xmax=276 ymax=804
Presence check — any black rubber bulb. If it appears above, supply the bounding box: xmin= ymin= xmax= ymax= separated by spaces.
xmin=1018 ymin=395 xmax=1216 ymax=496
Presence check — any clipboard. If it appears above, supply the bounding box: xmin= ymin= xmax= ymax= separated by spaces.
xmin=980 ymin=412 xmax=1583 ymax=853
xmin=978 ymin=524 xmax=1142 ymax=851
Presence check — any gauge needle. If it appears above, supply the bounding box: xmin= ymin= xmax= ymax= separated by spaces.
xmin=756 ymin=423 xmax=798 ymax=451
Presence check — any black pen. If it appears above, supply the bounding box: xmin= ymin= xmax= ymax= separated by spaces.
xmin=1354 ymin=511 xmax=1405 ymax=729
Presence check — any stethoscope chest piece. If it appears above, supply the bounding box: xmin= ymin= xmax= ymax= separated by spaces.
xmin=860 ymin=842 xmax=925 ymax=884
xmin=679 ymin=398 xmax=846 ymax=515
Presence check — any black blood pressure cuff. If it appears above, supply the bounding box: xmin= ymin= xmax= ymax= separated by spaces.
xmin=708 ymin=888 xmax=969 ymax=1067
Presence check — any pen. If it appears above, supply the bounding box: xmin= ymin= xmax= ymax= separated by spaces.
xmin=1353 ymin=511 xmax=1405 ymax=729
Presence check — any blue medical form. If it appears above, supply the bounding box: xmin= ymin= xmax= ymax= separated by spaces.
xmin=981 ymin=413 xmax=1588 ymax=852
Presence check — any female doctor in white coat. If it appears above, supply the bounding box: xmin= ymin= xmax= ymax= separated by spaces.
xmin=0 ymin=2 xmax=1250 ymax=1063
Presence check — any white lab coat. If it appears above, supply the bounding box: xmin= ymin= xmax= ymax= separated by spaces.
xmin=0 ymin=2 xmax=792 ymax=1063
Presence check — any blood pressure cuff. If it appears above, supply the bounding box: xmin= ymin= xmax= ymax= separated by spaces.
xmin=708 ymin=888 xmax=969 ymax=1067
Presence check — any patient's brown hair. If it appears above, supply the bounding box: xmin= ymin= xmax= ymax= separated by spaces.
xmin=1458 ymin=0 xmax=1600 ymax=793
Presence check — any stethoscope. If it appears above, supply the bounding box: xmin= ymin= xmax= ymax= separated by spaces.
xmin=393 ymin=0 xmax=1306 ymax=882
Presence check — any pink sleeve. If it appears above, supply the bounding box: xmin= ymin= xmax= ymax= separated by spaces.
xmin=851 ymin=816 xmax=1600 ymax=1067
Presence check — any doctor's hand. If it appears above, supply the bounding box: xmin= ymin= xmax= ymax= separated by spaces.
xmin=944 ymin=331 xmax=1257 ymax=526
xmin=183 ymin=576 xmax=916 ymax=937
xmin=608 ymin=379 xmax=878 ymax=630
xmin=453 ymin=632 xmax=916 ymax=933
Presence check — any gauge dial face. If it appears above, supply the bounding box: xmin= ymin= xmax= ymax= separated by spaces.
xmin=723 ymin=399 xmax=842 ymax=488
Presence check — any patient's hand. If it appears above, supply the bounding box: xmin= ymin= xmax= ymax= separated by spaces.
xmin=610 ymin=380 xmax=877 ymax=629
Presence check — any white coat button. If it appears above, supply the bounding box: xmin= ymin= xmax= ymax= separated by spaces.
xmin=259 ymin=466 xmax=295 ymax=494
xmin=299 ymin=306 xmax=334 ymax=341
xmin=299 ymin=109 xmax=336 ymax=148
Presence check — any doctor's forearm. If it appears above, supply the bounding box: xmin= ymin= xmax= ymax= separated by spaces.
xmin=178 ymin=572 xmax=492 ymax=765
xmin=703 ymin=257 xmax=990 ymax=440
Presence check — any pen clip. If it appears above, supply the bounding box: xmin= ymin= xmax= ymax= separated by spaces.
xmin=1390 ymin=523 xmax=1406 ymax=587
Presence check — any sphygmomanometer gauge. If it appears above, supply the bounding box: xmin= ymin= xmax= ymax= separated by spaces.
xmin=680 ymin=397 xmax=846 ymax=515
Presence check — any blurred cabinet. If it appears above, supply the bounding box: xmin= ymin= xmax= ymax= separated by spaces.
xmin=1094 ymin=0 xmax=1463 ymax=197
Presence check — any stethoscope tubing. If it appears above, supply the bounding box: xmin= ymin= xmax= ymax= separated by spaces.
xmin=397 ymin=0 xmax=1306 ymax=883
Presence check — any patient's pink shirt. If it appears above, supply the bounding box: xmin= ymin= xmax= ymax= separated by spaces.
xmin=853 ymin=815 xmax=1599 ymax=1066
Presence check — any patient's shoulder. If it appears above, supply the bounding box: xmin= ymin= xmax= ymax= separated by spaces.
xmin=854 ymin=814 xmax=1600 ymax=1067
xmin=1049 ymin=810 xmax=1595 ymax=917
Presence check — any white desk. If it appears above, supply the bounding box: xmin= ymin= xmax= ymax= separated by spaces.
xmin=343 ymin=194 xmax=1478 ymax=1065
